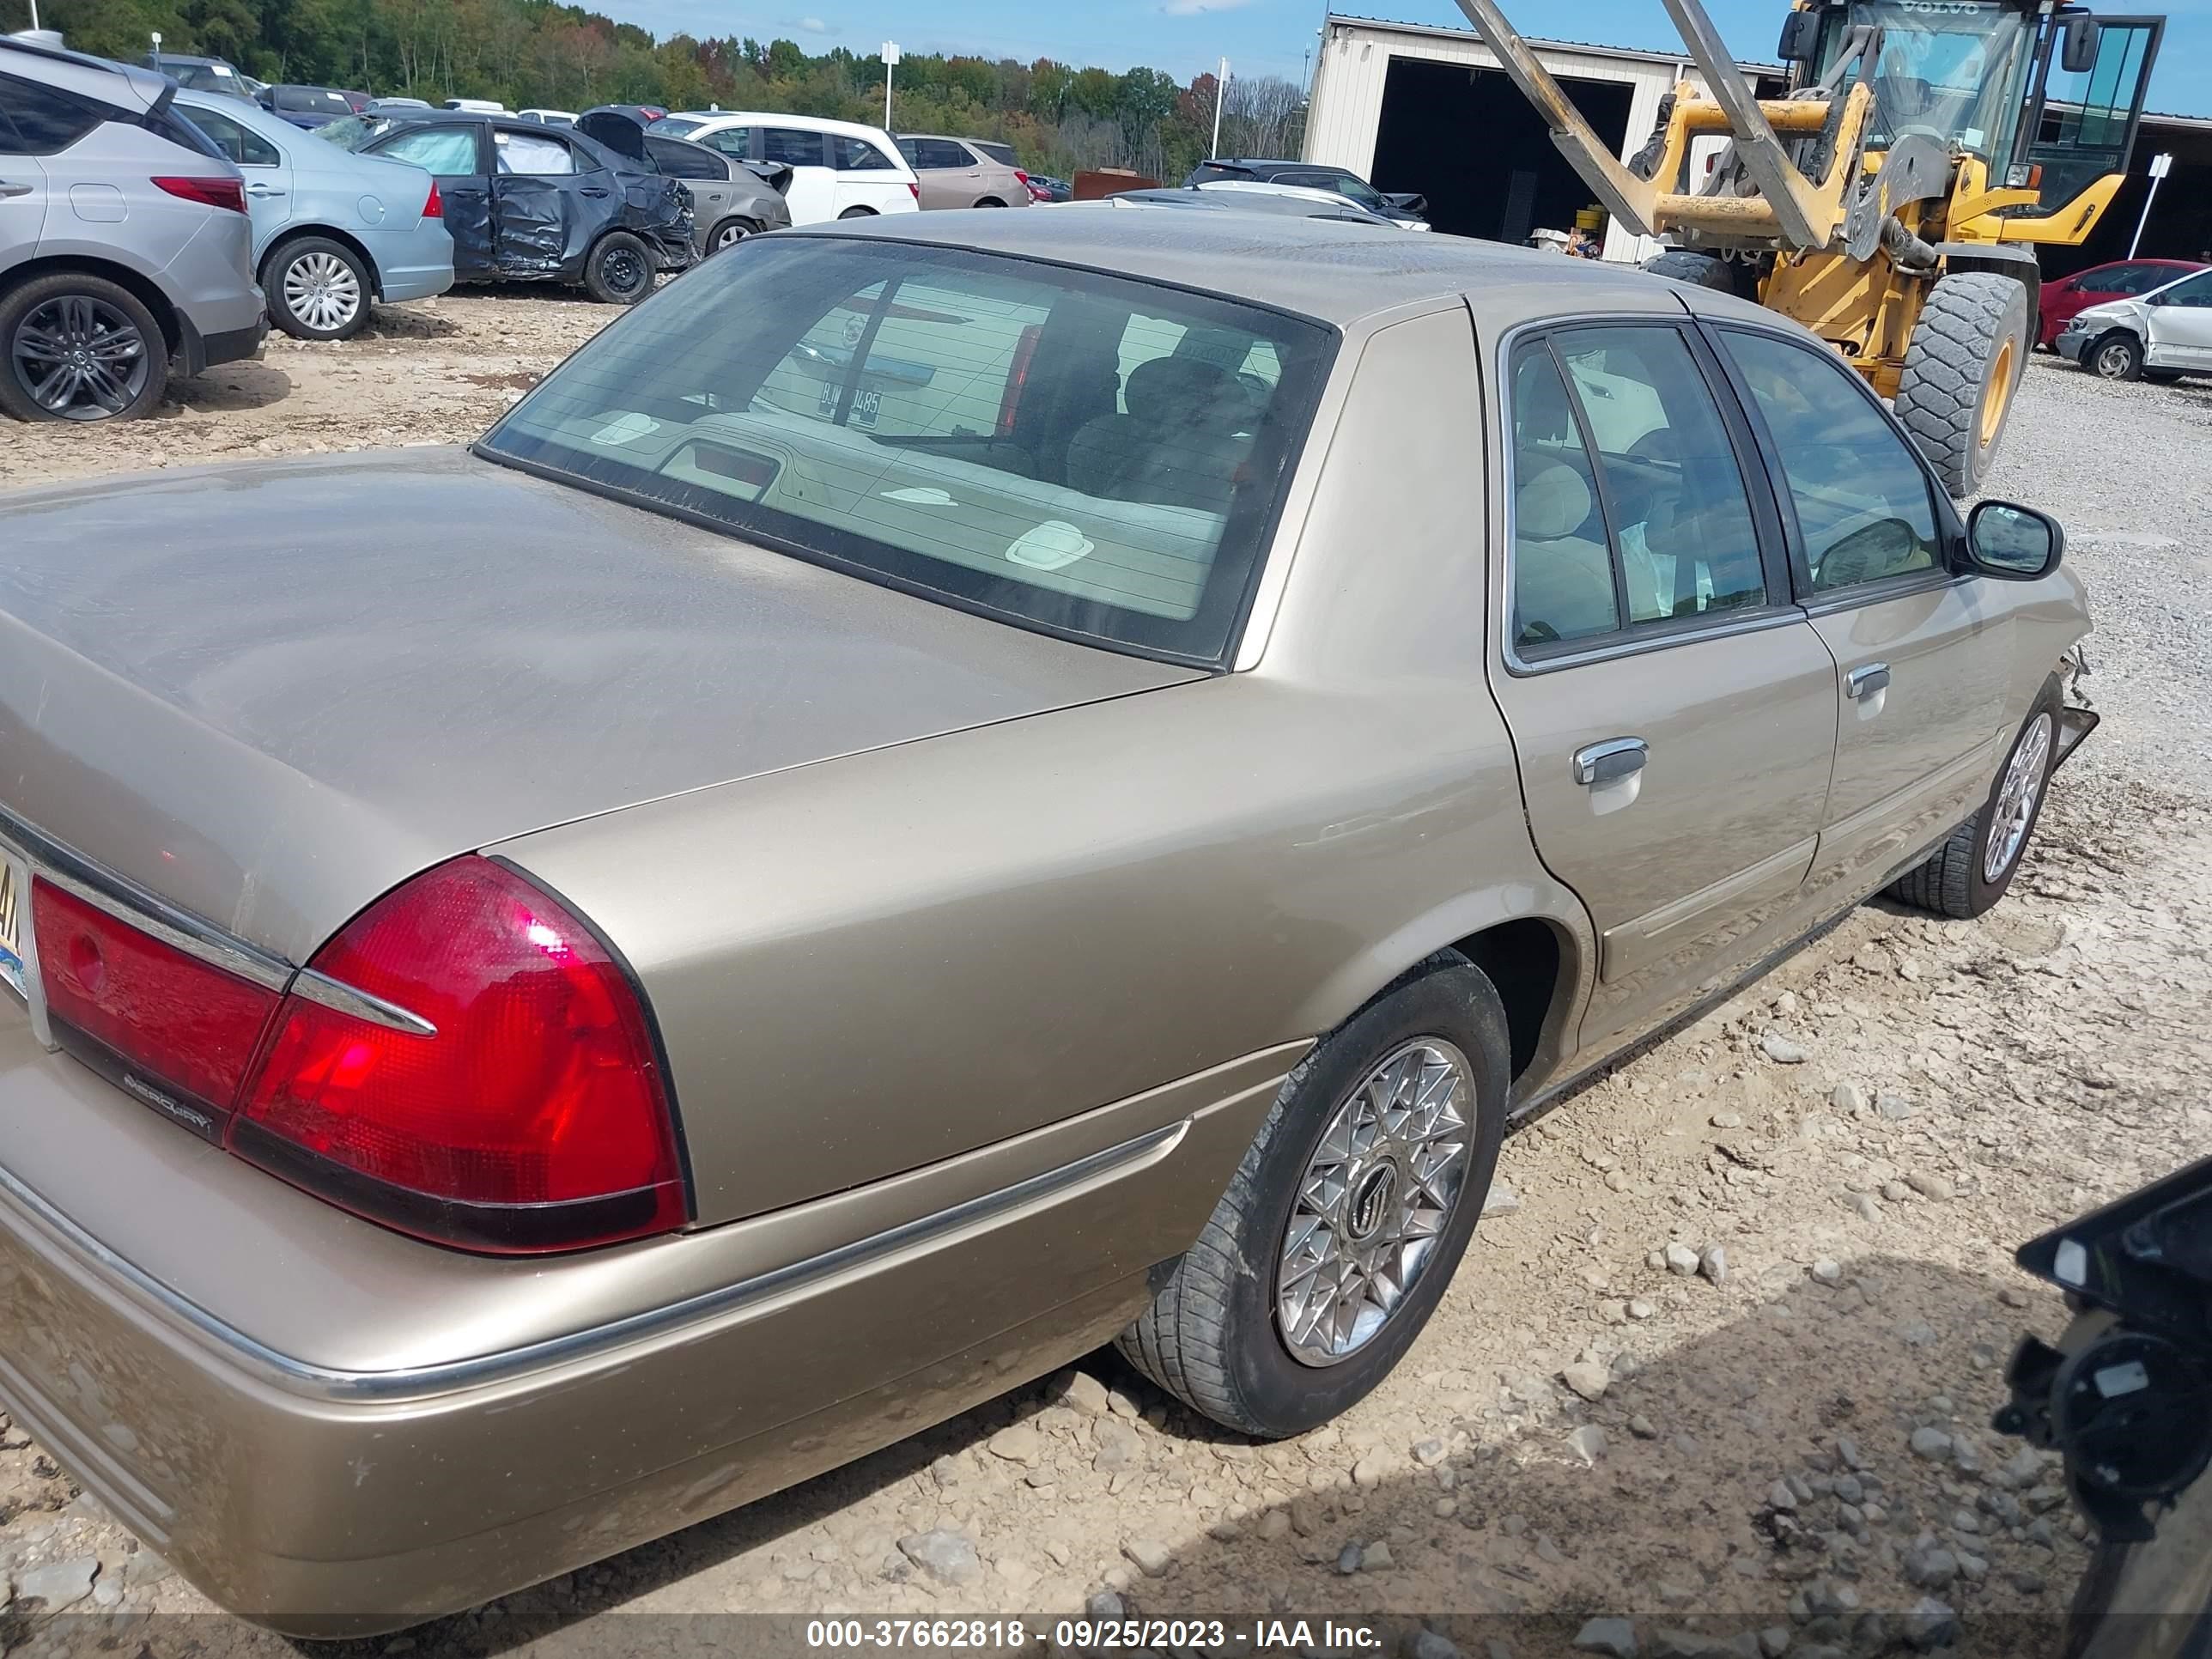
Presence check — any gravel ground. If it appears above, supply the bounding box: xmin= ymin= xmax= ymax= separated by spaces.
xmin=1 ymin=311 xmax=2209 ymax=1659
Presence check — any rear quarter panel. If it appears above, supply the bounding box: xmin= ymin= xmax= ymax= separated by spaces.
xmin=495 ymin=302 xmax=1585 ymax=1226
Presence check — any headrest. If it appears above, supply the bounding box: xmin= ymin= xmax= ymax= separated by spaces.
xmin=1126 ymin=356 xmax=1235 ymax=424
xmin=1517 ymin=458 xmax=1593 ymax=540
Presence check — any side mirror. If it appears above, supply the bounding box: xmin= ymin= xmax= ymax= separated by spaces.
xmin=2061 ymin=14 xmax=2101 ymax=75
xmin=1778 ymin=9 xmax=1821 ymax=63
xmin=1967 ymin=501 xmax=2064 ymax=580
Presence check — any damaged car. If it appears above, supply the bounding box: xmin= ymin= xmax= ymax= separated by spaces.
xmin=329 ymin=110 xmax=692 ymax=303
xmin=577 ymin=107 xmax=793 ymax=256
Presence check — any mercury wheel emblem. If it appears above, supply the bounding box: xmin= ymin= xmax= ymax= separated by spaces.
xmin=1346 ymin=1164 xmax=1398 ymax=1243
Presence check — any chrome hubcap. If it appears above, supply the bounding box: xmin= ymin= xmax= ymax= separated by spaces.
xmin=714 ymin=222 xmax=747 ymax=249
xmin=1277 ymin=1039 xmax=1474 ymax=1368
xmin=2095 ymin=342 xmax=2133 ymax=378
xmin=283 ymin=252 xmax=362 ymax=333
xmin=11 ymin=294 xmax=147 ymax=420
xmin=1984 ymin=712 xmax=2052 ymax=883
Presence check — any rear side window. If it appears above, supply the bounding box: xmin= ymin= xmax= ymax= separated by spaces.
xmin=185 ymin=104 xmax=280 ymax=167
xmin=495 ymin=130 xmax=574 ymax=175
xmin=0 ymin=73 xmax=101 ymax=155
xmin=647 ymin=137 xmax=722 ymax=180
xmin=763 ymin=127 xmax=823 ymax=167
xmin=481 ymin=236 xmax=1334 ymax=663
xmin=379 ymin=125 xmax=480 ymax=175
xmin=1509 ymin=326 xmax=1767 ymax=651
xmin=832 ymin=134 xmax=896 ymax=171
xmin=1717 ymin=329 xmax=1940 ymax=594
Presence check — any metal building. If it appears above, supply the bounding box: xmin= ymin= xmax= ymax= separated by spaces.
xmin=1304 ymin=13 xmax=1783 ymax=261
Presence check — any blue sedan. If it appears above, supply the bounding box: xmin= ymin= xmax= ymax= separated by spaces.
xmin=176 ymin=92 xmax=454 ymax=340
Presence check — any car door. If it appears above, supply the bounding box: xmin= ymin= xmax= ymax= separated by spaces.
xmin=1710 ymin=324 xmax=2014 ymax=910
xmin=902 ymin=138 xmax=959 ymax=210
xmin=1485 ymin=320 xmax=1838 ymax=1050
xmin=491 ymin=127 xmax=593 ymax=275
xmin=2143 ymin=269 xmax=2212 ymax=370
xmin=829 ymin=131 xmax=909 ymax=216
xmin=0 ymin=105 xmax=52 ymax=276
xmin=181 ymin=102 xmax=291 ymax=253
xmin=644 ymin=134 xmax=730 ymax=240
xmin=763 ymin=126 xmax=836 ymax=223
xmin=374 ymin=123 xmax=491 ymax=277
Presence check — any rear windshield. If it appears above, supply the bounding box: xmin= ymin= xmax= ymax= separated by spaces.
xmin=479 ymin=237 xmax=1334 ymax=664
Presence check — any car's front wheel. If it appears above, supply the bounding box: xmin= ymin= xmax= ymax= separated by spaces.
xmin=265 ymin=236 xmax=372 ymax=340
xmin=1888 ymin=676 xmax=2063 ymax=920
xmin=2087 ymin=330 xmax=2145 ymax=381
xmin=584 ymin=231 xmax=655 ymax=305
xmin=0 ymin=272 xmax=167 ymax=422
xmin=1117 ymin=957 xmax=1509 ymax=1437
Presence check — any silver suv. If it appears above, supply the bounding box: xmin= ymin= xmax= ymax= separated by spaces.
xmin=0 ymin=38 xmax=266 ymax=421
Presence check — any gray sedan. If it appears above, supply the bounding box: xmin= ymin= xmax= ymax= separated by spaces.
xmin=177 ymin=91 xmax=452 ymax=339
xmin=0 ymin=210 xmax=2092 ymax=1632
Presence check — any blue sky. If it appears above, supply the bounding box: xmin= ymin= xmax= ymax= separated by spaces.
xmin=617 ymin=0 xmax=2211 ymax=115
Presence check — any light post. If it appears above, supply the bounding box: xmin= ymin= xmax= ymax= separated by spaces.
xmin=1210 ymin=57 xmax=1229 ymax=160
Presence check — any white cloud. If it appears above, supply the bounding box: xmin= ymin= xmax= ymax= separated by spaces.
xmin=799 ymin=15 xmax=830 ymax=30
xmin=1160 ymin=0 xmax=1254 ymax=13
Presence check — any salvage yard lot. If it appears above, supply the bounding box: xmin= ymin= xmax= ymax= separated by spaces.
xmin=1 ymin=298 xmax=2209 ymax=1658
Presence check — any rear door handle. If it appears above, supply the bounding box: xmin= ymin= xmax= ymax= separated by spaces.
xmin=0 ymin=182 xmax=33 ymax=198
xmin=580 ymin=185 xmax=611 ymax=197
xmin=1846 ymin=663 xmax=1892 ymax=700
xmin=1572 ymin=737 xmax=1649 ymax=787
xmin=246 ymin=184 xmax=287 ymax=198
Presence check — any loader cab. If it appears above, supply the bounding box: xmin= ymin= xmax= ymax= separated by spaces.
xmin=1792 ymin=0 xmax=2162 ymax=218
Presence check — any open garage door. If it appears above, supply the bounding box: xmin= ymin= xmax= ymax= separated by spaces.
xmin=1370 ymin=57 xmax=1633 ymax=245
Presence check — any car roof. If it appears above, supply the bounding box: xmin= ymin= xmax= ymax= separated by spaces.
xmin=678 ymin=109 xmax=889 ymax=139
xmin=812 ymin=204 xmax=1729 ymax=331
xmin=0 ymin=35 xmax=169 ymax=110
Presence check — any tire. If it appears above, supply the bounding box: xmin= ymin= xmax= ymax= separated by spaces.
xmin=2087 ymin=331 xmax=2145 ymax=381
xmin=264 ymin=235 xmax=372 ymax=341
xmin=1887 ymin=676 xmax=2062 ymax=920
xmin=0 ymin=271 xmax=167 ymax=422
xmin=975 ymin=197 xmax=1006 ymax=208
xmin=837 ymin=206 xmax=878 ymax=220
xmin=1642 ymin=249 xmax=1734 ymax=291
xmin=1893 ymin=270 xmax=2033 ymax=497
xmin=706 ymin=216 xmax=760 ymax=254
xmin=1116 ymin=957 xmax=1510 ymax=1438
xmin=583 ymin=231 xmax=654 ymax=306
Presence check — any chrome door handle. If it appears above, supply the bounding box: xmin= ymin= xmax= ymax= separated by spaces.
xmin=1572 ymin=737 xmax=1649 ymax=787
xmin=1846 ymin=663 xmax=1892 ymax=700
xmin=0 ymin=182 xmax=32 ymax=198
xmin=246 ymin=184 xmax=287 ymax=198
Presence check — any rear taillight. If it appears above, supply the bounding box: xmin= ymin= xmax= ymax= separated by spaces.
xmin=153 ymin=175 xmax=246 ymax=214
xmin=907 ymin=181 xmax=920 ymax=200
xmin=422 ymin=180 xmax=443 ymax=218
xmin=230 ymin=857 xmax=684 ymax=1253
xmin=1014 ymin=170 xmax=1030 ymax=184
xmin=31 ymin=878 xmax=282 ymax=1139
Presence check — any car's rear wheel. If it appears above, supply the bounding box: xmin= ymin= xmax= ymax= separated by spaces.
xmin=707 ymin=216 xmax=761 ymax=253
xmin=1116 ymin=957 xmax=1509 ymax=1437
xmin=265 ymin=236 xmax=371 ymax=341
xmin=1888 ymin=676 xmax=2063 ymax=920
xmin=975 ymin=196 xmax=1006 ymax=208
xmin=2088 ymin=330 xmax=2145 ymax=381
xmin=0 ymin=272 xmax=166 ymax=422
xmin=838 ymin=206 xmax=878 ymax=219
xmin=584 ymin=232 xmax=654 ymax=305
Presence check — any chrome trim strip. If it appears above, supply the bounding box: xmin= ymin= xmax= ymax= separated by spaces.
xmin=0 ymin=805 xmax=294 ymax=993
xmin=291 ymin=969 xmax=437 ymax=1036
xmin=0 ymin=1116 xmax=1191 ymax=1407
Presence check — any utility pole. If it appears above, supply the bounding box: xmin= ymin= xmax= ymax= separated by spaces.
xmin=1211 ymin=57 xmax=1229 ymax=160
xmin=881 ymin=40 xmax=900 ymax=131
xmin=2129 ymin=152 xmax=2173 ymax=259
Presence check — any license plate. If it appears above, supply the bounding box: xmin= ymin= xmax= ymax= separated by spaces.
xmin=0 ymin=859 xmax=21 ymax=1000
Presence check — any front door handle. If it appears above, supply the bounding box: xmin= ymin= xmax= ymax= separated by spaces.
xmin=1572 ymin=737 xmax=1649 ymax=787
xmin=246 ymin=184 xmax=287 ymax=198
xmin=1846 ymin=663 xmax=1892 ymax=701
xmin=0 ymin=182 xmax=33 ymax=199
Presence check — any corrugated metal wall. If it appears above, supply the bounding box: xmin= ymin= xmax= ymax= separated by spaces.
xmin=1305 ymin=15 xmax=1766 ymax=262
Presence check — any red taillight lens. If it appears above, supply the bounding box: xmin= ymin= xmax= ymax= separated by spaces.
xmin=232 ymin=857 xmax=684 ymax=1253
xmin=31 ymin=878 xmax=281 ymax=1138
xmin=907 ymin=180 xmax=921 ymax=200
xmin=153 ymin=175 xmax=246 ymax=214
xmin=422 ymin=180 xmax=443 ymax=218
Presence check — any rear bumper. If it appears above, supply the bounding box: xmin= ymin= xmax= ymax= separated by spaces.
xmin=0 ymin=999 xmax=1288 ymax=1634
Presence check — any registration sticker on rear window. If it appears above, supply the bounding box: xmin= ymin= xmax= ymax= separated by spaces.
xmin=0 ymin=859 xmax=21 ymax=1000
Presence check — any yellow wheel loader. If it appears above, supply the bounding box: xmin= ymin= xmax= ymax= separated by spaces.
xmin=1451 ymin=0 xmax=2165 ymax=494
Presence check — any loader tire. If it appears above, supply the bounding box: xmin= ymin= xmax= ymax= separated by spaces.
xmin=1894 ymin=270 xmax=2031 ymax=498
xmin=1642 ymin=250 xmax=1735 ymax=291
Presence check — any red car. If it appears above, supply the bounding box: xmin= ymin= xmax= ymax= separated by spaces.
xmin=2039 ymin=258 xmax=2208 ymax=348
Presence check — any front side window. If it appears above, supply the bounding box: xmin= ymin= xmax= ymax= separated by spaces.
xmin=495 ymin=130 xmax=574 ymax=175
xmin=1719 ymin=330 xmax=1940 ymax=594
xmin=2156 ymin=270 xmax=2212 ymax=309
xmin=480 ymin=237 xmax=1334 ymax=662
xmin=833 ymin=134 xmax=896 ymax=171
xmin=186 ymin=104 xmax=280 ymax=167
xmin=763 ymin=127 xmax=823 ymax=167
xmin=378 ymin=125 xmax=481 ymax=176
xmin=1510 ymin=326 xmax=1768 ymax=651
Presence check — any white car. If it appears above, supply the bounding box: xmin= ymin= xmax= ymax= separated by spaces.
xmin=2054 ymin=265 xmax=2212 ymax=384
xmin=647 ymin=110 xmax=918 ymax=225
xmin=515 ymin=108 xmax=577 ymax=128
xmin=441 ymin=98 xmax=506 ymax=114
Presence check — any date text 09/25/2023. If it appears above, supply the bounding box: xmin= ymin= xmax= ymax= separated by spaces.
xmin=805 ymin=1619 xmax=1385 ymax=1650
